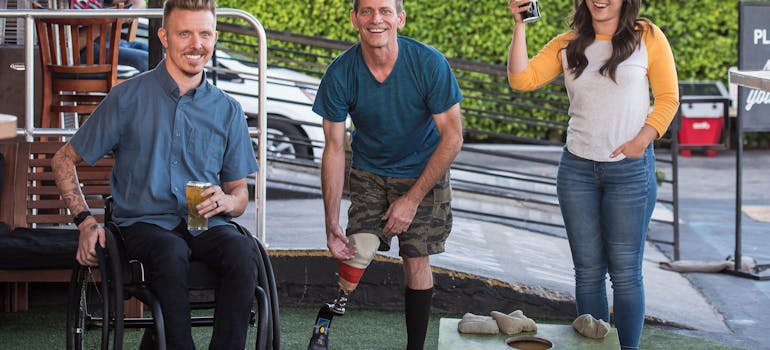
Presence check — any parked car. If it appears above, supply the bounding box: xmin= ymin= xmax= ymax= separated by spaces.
xmin=131 ymin=19 xmax=325 ymax=162
xmin=207 ymin=52 xmax=324 ymax=162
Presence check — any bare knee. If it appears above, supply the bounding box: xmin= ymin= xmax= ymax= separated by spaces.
xmin=403 ymin=256 xmax=432 ymax=290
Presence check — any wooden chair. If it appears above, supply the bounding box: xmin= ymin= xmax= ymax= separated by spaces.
xmin=35 ymin=16 xmax=123 ymax=128
xmin=0 ymin=140 xmax=143 ymax=318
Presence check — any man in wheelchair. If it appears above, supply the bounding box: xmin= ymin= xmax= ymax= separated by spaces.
xmin=51 ymin=0 xmax=259 ymax=348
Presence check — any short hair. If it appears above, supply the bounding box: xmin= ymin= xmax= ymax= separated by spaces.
xmin=162 ymin=0 xmax=217 ymax=27
xmin=352 ymin=0 xmax=403 ymax=14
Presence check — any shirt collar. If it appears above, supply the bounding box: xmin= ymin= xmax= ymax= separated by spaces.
xmin=153 ymin=59 xmax=212 ymax=99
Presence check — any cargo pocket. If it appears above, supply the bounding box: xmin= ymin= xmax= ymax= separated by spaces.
xmin=431 ymin=171 xmax=452 ymax=220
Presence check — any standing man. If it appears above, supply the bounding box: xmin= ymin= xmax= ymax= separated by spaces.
xmin=52 ymin=0 xmax=259 ymax=348
xmin=312 ymin=0 xmax=464 ymax=348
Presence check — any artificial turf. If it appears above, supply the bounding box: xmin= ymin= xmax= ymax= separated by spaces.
xmin=0 ymin=301 xmax=746 ymax=350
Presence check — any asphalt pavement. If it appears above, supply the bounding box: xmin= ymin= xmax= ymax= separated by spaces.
xmin=234 ymin=146 xmax=770 ymax=350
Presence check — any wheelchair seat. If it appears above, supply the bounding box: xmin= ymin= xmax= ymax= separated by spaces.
xmin=65 ymin=221 xmax=280 ymax=350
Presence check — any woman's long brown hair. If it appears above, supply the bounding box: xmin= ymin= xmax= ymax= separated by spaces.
xmin=565 ymin=0 xmax=651 ymax=82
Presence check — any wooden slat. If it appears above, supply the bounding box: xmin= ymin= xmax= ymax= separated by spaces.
xmin=28 ymin=160 xmax=53 ymax=167
xmin=28 ymin=142 xmax=61 ymax=152
xmin=28 ymin=171 xmax=111 ymax=181
xmin=11 ymin=142 xmax=32 ymax=228
xmin=0 ymin=269 xmax=72 ymax=282
xmin=0 ymin=142 xmax=19 ymax=227
xmin=27 ymin=186 xmax=110 ymax=195
xmin=51 ymin=105 xmax=99 ymax=114
xmin=26 ymin=188 xmax=62 ymax=196
xmin=24 ymin=199 xmax=65 ymax=209
xmin=26 ymin=214 xmax=106 ymax=225
xmin=25 ymin=199 xmax=104 ymax=210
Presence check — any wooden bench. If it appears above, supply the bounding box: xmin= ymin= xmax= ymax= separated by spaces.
xmin=0 ymin=140 xmax=142 ymax=317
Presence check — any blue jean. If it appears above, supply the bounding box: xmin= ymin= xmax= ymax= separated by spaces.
xmin=556 ymin=146 xmax=656 ymax=350
xmin=120 ymin=222 xmax=258 ymax=350
xmin=86 ymin=39 xmax=149 ymax=72
xmin=117 ymin=39 xmax=149 ymax=72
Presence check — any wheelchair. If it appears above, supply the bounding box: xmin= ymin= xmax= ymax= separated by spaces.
xmin=64 ymin=218 xmax=280 ymax=350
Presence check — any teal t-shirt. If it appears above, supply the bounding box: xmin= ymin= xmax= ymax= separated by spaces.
xmin=313 ymin=36 xmax=463 ymax=178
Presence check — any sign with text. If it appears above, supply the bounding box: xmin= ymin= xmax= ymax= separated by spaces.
xmin=738 ymin=2 xmax=770 ymax=132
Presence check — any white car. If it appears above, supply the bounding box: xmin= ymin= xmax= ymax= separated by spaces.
xmin=207 ymin=52 xmax=324 ymax=162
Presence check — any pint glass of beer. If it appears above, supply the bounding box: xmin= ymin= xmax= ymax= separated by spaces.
xmin=186 ymin=181 xmax=212 ymax=231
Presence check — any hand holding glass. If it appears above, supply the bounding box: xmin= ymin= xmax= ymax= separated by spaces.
xmin=186 ymin=181 xmax=212 ymax=230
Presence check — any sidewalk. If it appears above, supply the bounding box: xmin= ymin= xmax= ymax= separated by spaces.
xmin=235 ymin=148 xmax=770 ymax=349
xmin=651 ymin=149 xmax=770 ymax=349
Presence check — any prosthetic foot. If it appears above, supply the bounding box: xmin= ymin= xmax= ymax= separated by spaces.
xmin=307 ymin=304 xmax=337 ymax=350
xmin=307 ymin=233 xmax=379 ymax=350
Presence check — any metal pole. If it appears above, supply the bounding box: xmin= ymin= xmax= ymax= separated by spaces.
xmin=734 ymin=101 xmax=743 ymax=272
xmin=671 ymin=110 xmax=681 ymax=261
xmin=23 ymin=14 xmax=33 ymax=142
xmin=148 ymin=0 xmax=162 ymax=69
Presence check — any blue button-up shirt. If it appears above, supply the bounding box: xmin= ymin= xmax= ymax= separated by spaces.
xmin=70 ymin=60 xmax=258 ymax=232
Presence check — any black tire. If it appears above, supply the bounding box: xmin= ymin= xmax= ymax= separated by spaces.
xmin=248 ymin=116 xmax=313 ymax=161
xmin=232 ymin=222 xmax=280 ymax=350
xmin=66 ymin=230 xmax=125 ymax=350
xmin=256 ymin=236 xmax=281 ymax=350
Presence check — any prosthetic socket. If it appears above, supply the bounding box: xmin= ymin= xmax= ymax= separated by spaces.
xmin=327 ymin=233 xmax=380 ymax=315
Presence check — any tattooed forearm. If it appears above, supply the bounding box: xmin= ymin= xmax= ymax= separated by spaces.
xmin=52 ymin=143 xmax=89 ymax=215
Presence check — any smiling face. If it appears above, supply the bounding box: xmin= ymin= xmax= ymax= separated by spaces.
xmin=350 ymin=0 xmax=405 ymax=51
xmin=158 ymin=8 xmax=217 ymax=81
xmin=585 ymin=0 xmax=624 ymax=33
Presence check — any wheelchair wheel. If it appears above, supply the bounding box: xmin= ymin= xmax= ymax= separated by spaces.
xmin=66 ymin=233 xmax=125 ymax=350
xmin=232 ymin=223 xmax=280 ymax=350
xmin=255 ymin=237 xmax=280 ymax=350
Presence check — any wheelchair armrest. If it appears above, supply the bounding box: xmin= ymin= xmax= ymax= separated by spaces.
xmin=105 ymin=195 xmax=114 ymax=223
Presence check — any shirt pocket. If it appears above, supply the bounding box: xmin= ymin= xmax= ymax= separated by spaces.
xmin=187 ymin=129 xmax=226 ymax=175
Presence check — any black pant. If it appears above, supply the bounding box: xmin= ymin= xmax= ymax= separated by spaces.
xmin=121 ymin=222 xmax=259 ymax=350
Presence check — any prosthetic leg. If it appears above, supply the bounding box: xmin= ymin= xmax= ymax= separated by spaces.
xmin=307 ymin=233 xmax=380 ymax=350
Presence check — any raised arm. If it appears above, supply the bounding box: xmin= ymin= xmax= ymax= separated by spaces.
xmin=507 ymin=0 xmax=531 ymax=75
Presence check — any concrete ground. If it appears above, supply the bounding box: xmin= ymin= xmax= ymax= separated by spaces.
xmin=650 ymin=149 xmax=770 ymax=349
xmin=235 ymin=147 xmax=770 ymax=350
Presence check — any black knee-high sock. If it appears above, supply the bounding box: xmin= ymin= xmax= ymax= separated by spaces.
xmin=405 ymin=287 xmax=433 ymax=350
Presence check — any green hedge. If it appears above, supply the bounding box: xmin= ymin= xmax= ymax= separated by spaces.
xmin=218 ymin=0 xmax=770 ymax=84
xmin=217 ymin=0 xmax=770 ymax=146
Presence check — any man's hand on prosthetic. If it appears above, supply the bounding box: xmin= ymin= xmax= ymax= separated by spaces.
xmin=326 ymin=223 xmax=356 ymax=260
xmin=76 ymin=219 xmax=105 ymax=266
xmin=382 ymin=195 xmax=419 ymax=235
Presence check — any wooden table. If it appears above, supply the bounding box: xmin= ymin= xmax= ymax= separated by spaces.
xmin=729 ymin=70 xmax=770 ymax=92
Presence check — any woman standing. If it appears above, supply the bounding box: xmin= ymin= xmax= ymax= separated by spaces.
xmin=506 ymin=1 xmax=679 ymax=349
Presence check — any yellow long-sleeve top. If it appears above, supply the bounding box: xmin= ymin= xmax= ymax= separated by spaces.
xmin=508 ymin=22 xmax=679 ymax=162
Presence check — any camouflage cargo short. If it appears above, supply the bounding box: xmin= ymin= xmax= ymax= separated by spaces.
xmin=346 ymin=168 xmax=453 ymax=258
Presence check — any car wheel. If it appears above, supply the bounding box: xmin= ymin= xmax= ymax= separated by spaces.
xmin=248 ymin=116 xmax=313 ymax=161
